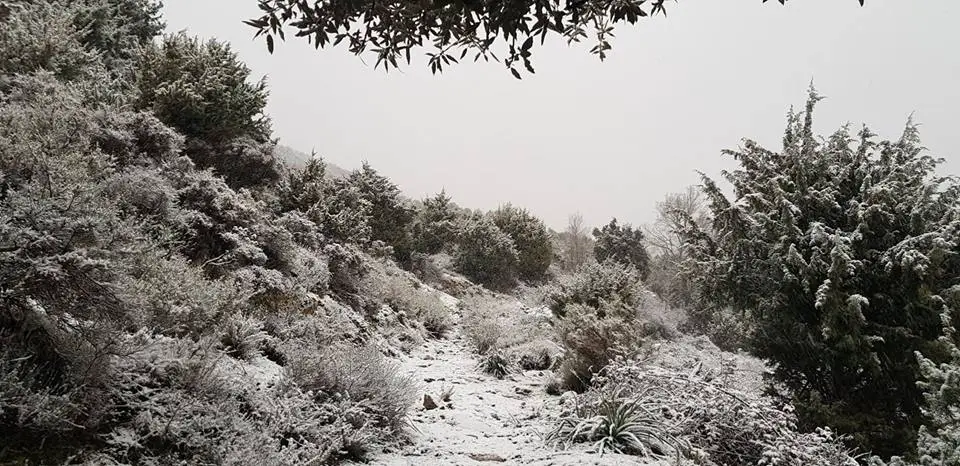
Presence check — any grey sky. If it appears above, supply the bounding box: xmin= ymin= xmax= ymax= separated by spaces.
xmin=161 ymin=0 xmax=959 ymax=231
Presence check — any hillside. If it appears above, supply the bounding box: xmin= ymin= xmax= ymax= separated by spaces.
xmin=2 ymin=2 xmax=958 ymax=466
xmin=274 ymin=144 xmax=351 ymax=178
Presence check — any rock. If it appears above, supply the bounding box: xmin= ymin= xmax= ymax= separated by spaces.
xmin=423 ymin=394 xmax=439 ymax=410
xmin=468 ymin=453 xmax=506 ymax=462
xmin=514 ymin=386 xmax=532 ymax=396
xmin=559 ymin=391 xmax=577 ymax=406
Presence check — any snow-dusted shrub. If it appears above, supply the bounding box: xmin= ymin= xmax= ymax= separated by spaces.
xmin=552 ymin=358 xmax=861 ymax=465
xmin=478 ymin=349 xmax=515 ymax=379
xmin=0 ymin=1 xmax=103 ymax=82
xmin=135 ymin=33 xmax=281 ymax=188
xmin=220 ymin=314 xmax=268 ymax=360
xmin=592 ymin=218 xmax=651 ymax=277
xmin=873 ymin=311 xmax=960 ymax=466
xmin=511 ymin=339 xmax=561 ymax=371
xmin=91 ymin=110 xmax=184 ymax=167
xmin=362 ymin=268 xmax=452 ymax=338
xmin=545 ymin=260 xmax=645 ymax=318
xmin=454 ymin=214 xmax=519 ymax=289
xmin=554 ymin=303 xmax=646 ymax=392
xmin=116 ymin=250 xmax=236 ymax=336
xmin=410 ymin=190 xmax=460 ymax=255
xmin=286 ymin=344 xmax=416 ymax=434
xmin=347 ymin=163 xmax=415 ymax=263
xmin=324 ymin=242 xmax=369 ymax=296
xmin=464 ymin=313 xmax=503 ymax=355
xmin=0 ymin=349 xmax=84 ymax=436
xmin=490 ymin=203 xmax=553 ymax=281
xmin=547 ymin=386 xmax=685 ymax=458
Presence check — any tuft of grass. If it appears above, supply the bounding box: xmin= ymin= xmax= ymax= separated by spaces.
xmin=286 ymin=345 xmax=417 ymax=433
xmin=477 ymin=350 xmax=515 ymax=380
xmin=220 ymin=315 xmax=267 ymax=360
xmin=546 ymin=388 xmax=684 ymax=458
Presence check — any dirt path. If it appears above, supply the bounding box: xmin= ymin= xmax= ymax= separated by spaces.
xmin=373 ymin=295 xmax=660 ymax=466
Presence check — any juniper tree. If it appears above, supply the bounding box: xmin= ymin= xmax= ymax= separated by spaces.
xmin=454 ymin=214 xmax=519 ymax=289
xmin=411 ymin=190 xmax=460 ymax=255
xmin=593 ymin=218 xmax=650 ymax=278
xmin=685 ymin=88 xmax=960 ymax=457
xmin=490 ymin=204 xmax=553 ymax=281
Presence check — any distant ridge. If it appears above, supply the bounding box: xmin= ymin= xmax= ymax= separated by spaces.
xmin=274 ymin=144 xmax=351 ymax=179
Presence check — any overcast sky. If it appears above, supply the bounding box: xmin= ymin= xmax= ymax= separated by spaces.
xmin=161 ymin=0 xmax=959 ymax=231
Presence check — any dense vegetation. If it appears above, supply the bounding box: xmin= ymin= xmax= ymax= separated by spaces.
xmin=1 ymin=1 xmax=956 ymax=465
xmin=683 ymin=89 xmax=960 ymax=461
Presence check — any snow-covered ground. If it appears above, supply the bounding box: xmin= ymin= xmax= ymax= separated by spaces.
xmin=370 ymin=292 xmax=670 ymax=466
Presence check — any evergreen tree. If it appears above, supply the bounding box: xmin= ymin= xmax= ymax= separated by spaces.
xmin=347 ymin=162 xmax=414 ymax=263
xmin=592 ymin=218 xmax=650 ymax=278
xmin=411 ymin=190 xmax=460 ymax=255
xmin=685 ymin=88 xmax=960 ymax=457
xmin=135 ymin=32 xmax=279 ymax=187
xmin=490 ymin=204 xmax=553 ymax=281
xmin=454 ymin=214 xmax=519 ymax=289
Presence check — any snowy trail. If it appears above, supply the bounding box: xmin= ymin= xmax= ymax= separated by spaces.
xmin=371 ymin=295 xmax=659 ymax=466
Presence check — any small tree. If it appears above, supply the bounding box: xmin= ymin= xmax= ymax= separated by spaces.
xmin=347 ymin=162 xmax=414 ymax=263
xmin=411 ymin=190 xmax=460 ymax=255
xmin=135 ymin=32 xmax=279 ymax=187
xmin=557 ymin=212 xmax=594 ymax=272
xmin=645 ymin=187 xmax=710 ymax=309
xmin=593 ymin=218 xmax=650 ymax=278
xmin=490 ymin=204 xmax=552 ymax=281
xmin=454 ymin=215 xmax=518 ymax=289
xmin=914 ymin=311 xmax=960 ymax=466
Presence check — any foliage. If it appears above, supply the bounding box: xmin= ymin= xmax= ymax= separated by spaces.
xmin=348 ymin=163 xmax=415 ymax=263
xmin=0 ymin=1 xmax=104 ymax=82
xmin=286 ymin=344 xmax=417 ymax=434
xmin=0 ymin=4 xmax=416 ymax=462
xmin=220 ymin=314 xmax=268 ymax=360
xmin=556 ymin=212 xmax=594 ymax=272
xmin=278 ymin=158 xmax=375 ymax=245
xmin=72 ymin=0 xmax=164 ymax=71
xmin=914 ymin=311 xmax=960 ymax=466
xmin=646 ymin=187 xmax=710 ymax=310
xmin=554 ymin=303 xmax=646 ymax=392
xmin=246 ymin=0 xmax=864 ymax=77
xmin=547 ymin=387 xmax=683 ymax=458
xmin=135 ymin=32 xmax=279 ymax=187
xmin=454 ymin=214 xmax=519 ymax=289
xmin=478 ymin=349 xmax=515 ymax=380
xmin=491 ymin=204 xmax=553 ymax=281
xmin=684 ymin=88 xmax=960 ymax=457
xmin=411 ymin=190 xmax=461 ymax=255
xmin=556 ymin=359 xmax=863 ymax=465
xmin=511 ymin=339 xmax=560 ymax=371
xmin=545 ymin=260 xmax=645 ymax=318
xmin=361 ymin=265 xmax=453 ymax=338
xmin=593 ymin=218 xmax=651 ymax=278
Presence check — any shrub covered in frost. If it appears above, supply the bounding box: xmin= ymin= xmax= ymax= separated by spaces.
xmin=454 ymin=214 xmax=519 ymax=289
xmin=550 ymin=357 xmax=862 ymax=465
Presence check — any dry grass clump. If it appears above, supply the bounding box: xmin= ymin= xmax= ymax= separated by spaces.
xmin=478 ymin=349 xmax=515 ymax=380
xmin=510 ymin=339 xmax=562 ymax=371
xmin=362 ymin=263 xmax=453 ymax=338
xmin=286 ymin=344 xmax=418 ymax=434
